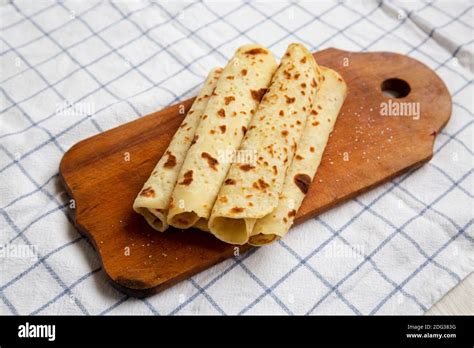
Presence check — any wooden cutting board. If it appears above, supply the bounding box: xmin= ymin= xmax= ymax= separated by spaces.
xmin=59 ymin=48 xmax=451 ymax=297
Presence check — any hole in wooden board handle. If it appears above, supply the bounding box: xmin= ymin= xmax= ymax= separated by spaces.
xmin=381 ymin=78 xmax=411 ymax=98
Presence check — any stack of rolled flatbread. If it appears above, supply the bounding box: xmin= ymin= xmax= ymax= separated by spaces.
xmin=133 ymin=43 xmax=347 ymax=246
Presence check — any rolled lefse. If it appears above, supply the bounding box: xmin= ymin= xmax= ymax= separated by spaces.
xmin=208 ymin=43 xmax=322 ymax=245
xmin=249 ymin=67 xmax=347 ymax=246
xmin=167 ymin=44 xmax=278 ymax=229
xmin=133 ymin=68 xmax=223 ymax=231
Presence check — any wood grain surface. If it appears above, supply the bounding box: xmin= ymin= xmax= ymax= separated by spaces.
xmin=59 ymin=48 xmax=452 ymax=297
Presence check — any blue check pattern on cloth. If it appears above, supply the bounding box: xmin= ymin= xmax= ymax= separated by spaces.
xmin=0 ymin=0 xmax=473 ymax=315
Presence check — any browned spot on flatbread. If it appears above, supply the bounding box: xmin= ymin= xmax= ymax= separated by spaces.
xmin=241 ymin=69 xmax=247 ymax=76
xmin=295 ymin=155 xmax=303 ymax=160
xmin=226 ymin=75 xmax=234 ymax=80
xmin=224 ymin=96 xmax=235 ymax=105
xmin=281 ymin=130 xmax=288 ymax=137
xmin=217 ymin=108 xmax=226 ymax=117
xmin=163 ymin=152 xmax=177 ymax=168
xmin=239 ymin=164 xmax=255 ymax=171
xmin=279 ymin=110 xmax=284 ymax=116
xmin=301 ymin=82 xmax=307 ymax=88
xmin=219 ymin=125 xmax=226 ymax=134
xmin=230 ymin=206 xmax=245 ymax=213
xmin=140 ymin=187 xmax=155 ymax=198
xmin=250 ymin=88 xmax=267 ymax=102
xmin=300 ymin=56 xmax=307 ymax=64
xmin=310 ymin=146 xmax=315 ymax=152
xmin=201 ymin=152 xmax=218 ymax=171
xmin=284 ymin=95 xmax=295 ymax=104
xmin=292 ymin=140 xmax=297 ymax=152
xmin=191 ymin=135 xmax=199 ymax=146
xmin=266 ymin=144 xmax=274 ymax=156
xmin=311 ymin=110 xmax=318 ymax=115
xmin=244 ymin=48 xmax=268 ymax=55
xmin=179 ymin=170 xmax=193 ymax=185
xmin=242 ymin=126 xmax=247 ymax=135
xmin=312 ymin=121 xmax=320 ymax=126
xmin=288 ymin=209 xmax=297 ymax=217
xmin=272 ymin=165 xmax=278 ymax=175
xmin=253 ymin=178 xmax=269 ymax=190
xmin=294 ymin=173 xmax=311 ymax=194
xmin=311 ymin=78 xmax=318 ymax=88
xmin=225 ymin=178 xmax=236 ymax=185
xmin=219 ymin=196 xmax=228 ymax=204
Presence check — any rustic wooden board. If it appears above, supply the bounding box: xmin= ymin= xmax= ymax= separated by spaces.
xmin=59 ymin=48 xmax=451 ymax=297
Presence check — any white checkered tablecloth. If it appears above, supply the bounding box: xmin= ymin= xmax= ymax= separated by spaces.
xmin=0 ymin=0 xmax=472 ymax=315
